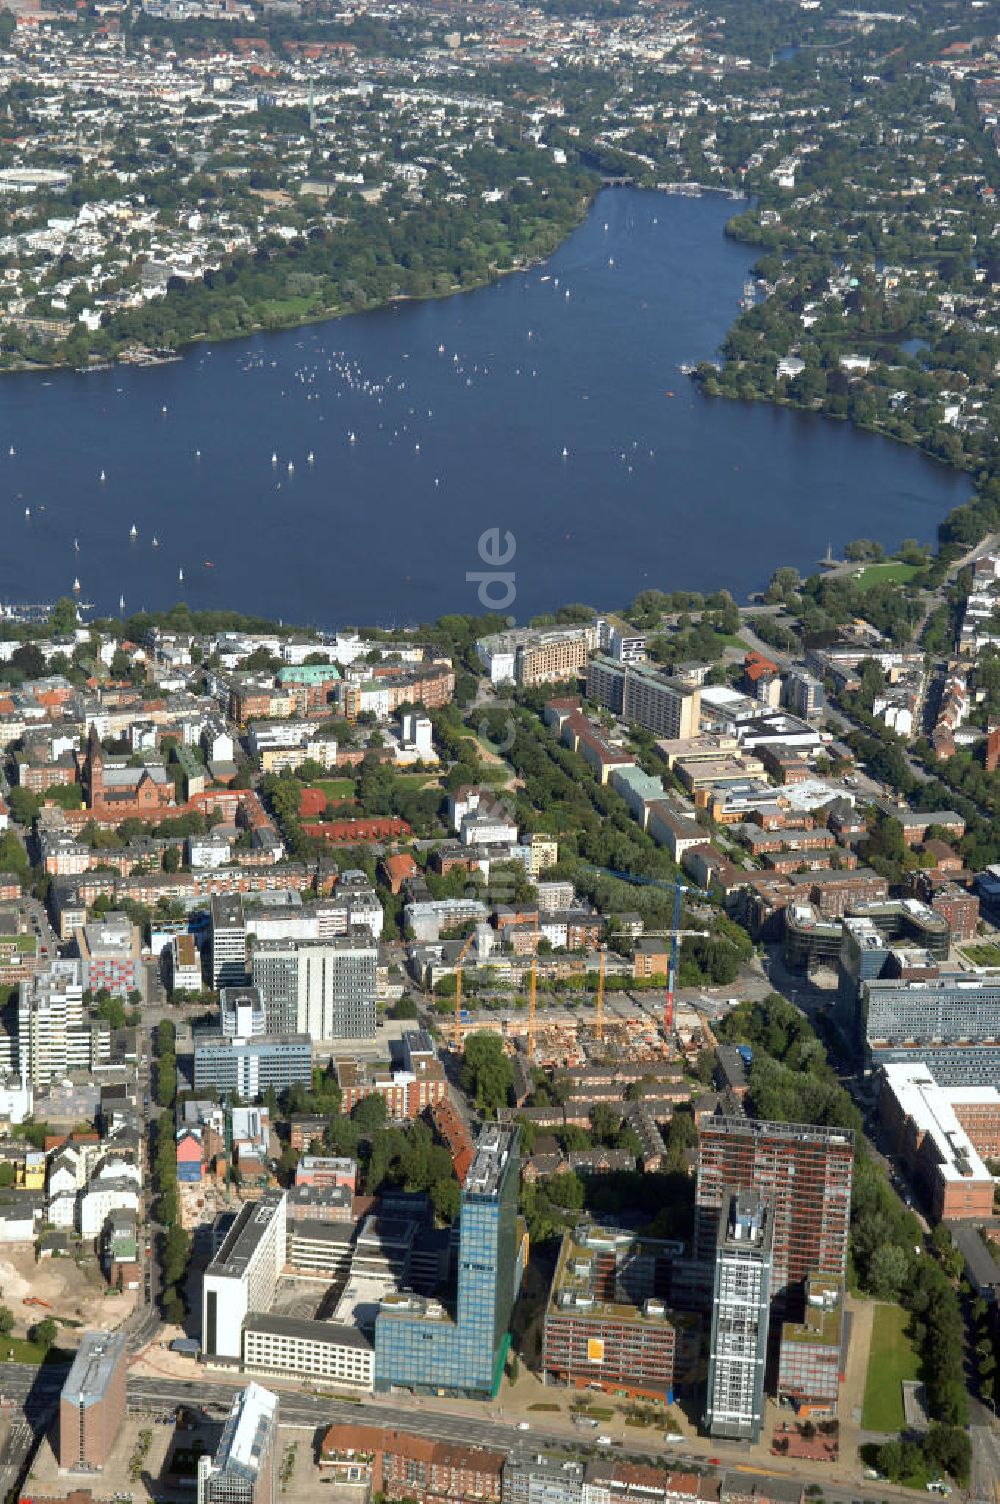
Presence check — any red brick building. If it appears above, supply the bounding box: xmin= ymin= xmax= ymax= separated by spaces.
xmin=320 ymin=1424 xmax=504 ymax=1504
xmin=21 ymin=1491 xmax=107 ymax=1504
xmin=926 ymin=881 xmax=980 ymax=943
xmin=380 ymin=852 xmax=419 ymax=894
xmin=336 ymin=1055 xmax=446 ymax=1119
xmin=371 ymin=662 xmax=455 ymax=712
xmin=294 ymin=1156 xmax=357 ymax=1191
xmin=80 ymin=727 xmax=175 ymax=821
xmin=288 ymin=1114 xmax=328 ymax=1151
xmin=429 ymin=1097 xmax=474 ymax=1182
xmin=58 ymin=1331 xmax=128 ymax=1471
xmin=987 ymin=728 xmax=1000 ymax=774
xmin=16 ymin=757 xmax=77 ymax=794
xmin=304 ymin=816 xmax=410 ymax=845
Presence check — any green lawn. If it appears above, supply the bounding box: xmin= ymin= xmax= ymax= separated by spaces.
xmin=0 ymin=1339 xmax=70 ymax=1366
xmin=854 ymin=561 xmax=921 ymax=592
xmin=312 ymin=778 xmax=356 ymax=800
xmin=310 ymin=773 xmax=433 ymax=800
xmin=964 ymin=943 xmax=1000 ymax=967
xmin=862 ymin=1303 xmax=920 ymax=1432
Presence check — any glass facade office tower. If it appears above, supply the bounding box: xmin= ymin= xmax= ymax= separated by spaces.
xmin=374 ymin=1125 xmax=520 ymax=1398
xmin=705 ymin=1189 xmax=772 ymax=1443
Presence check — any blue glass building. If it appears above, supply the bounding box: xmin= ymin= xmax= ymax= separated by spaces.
xmin=374 ymin=1124 xmax=521 ymax=1398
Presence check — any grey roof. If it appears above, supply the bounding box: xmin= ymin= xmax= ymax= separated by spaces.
xmin=946 ymin=1221 xmax=1000 ymax=1290
xmin=61 ymin=1329 xmax=127 ymax=1408
xmin=243 ymin=1313 xmax=372 ymax=1350
xmin=288 ymin=1218 xmax=353 ymax=1246
xmin=207 ymin=1190 xmax=285 ymax=1280
xmin=288 ymin=1183 xmax=352 ymax=1210
xmin=211 ymin=894 xmax=246 ymax=930
xmin=101 ymin=764 xmax=169 ymax=788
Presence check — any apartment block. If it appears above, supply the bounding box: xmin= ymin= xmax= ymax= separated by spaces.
xmin=252 ymin=935 xmax=376 ymax=1040
xmin=75 ymin=914 xmax=142 ymax=998
xmin=171 ymin=932 xmax=203 ymax=993
xmin=695 ymin=1116 xmax=853 ymax=1301
xmin=477 ymin=627 xmax=593 ymax=687
xmin=320 ymin=1423 xmax=505 ymax=1504
xmin=542 ymin=1225 xmax=698 ymax=1402
xmin=211 ymin=895 xmax=248 ymax=989
xmin=336 ymin=1031 xmax=447 ymax=1119
xmin=586 ymin=657 xmax=700 ymax=740
xmin=926 ymin=883 xmax=979 ymax=943
xmin=17 ymin=964 xmax=110 ymax=1086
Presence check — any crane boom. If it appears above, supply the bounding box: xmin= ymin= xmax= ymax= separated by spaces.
xmin=580 ymin=864 xmax=710 ymax=1042
xmin=596 ymin=946 xmax=605 ymax=1043
xmin=527 ymin=956 xmax=537 ymax=1057
xmin=665 ymin=875 xmax=684 ymax=1039
xmin=453 ymin=930 xmax=476 ymax=1050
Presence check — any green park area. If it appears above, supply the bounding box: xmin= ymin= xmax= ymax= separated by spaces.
xmin=963 ymin=942 xmax=1000 ymax=967
xmin=311 ymin=772 xmax=435 ymax=802
xmin=313 ymin=778 xmax=356 ymax=801
xmin=854 ymin=561 xmax=921 ymax=592
xmin=862 ymin=1303 xmax=921 ymax=1432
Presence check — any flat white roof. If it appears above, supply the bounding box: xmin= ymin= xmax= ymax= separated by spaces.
xmin=217 ymin=1382 xmax=278 ymax=1479
xmin=883 ymin=1063 xmax=993 ymax=1184
xmin=333 ymin=1273 xmax=397 ymax=1330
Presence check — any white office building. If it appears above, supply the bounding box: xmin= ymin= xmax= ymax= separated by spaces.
xmin=202 ymin=1191 xmax=287 ymax=1361
xmin=220 ymin=986 xmax=268 ymax=1039
xmin=252 ymin=936 xmax=376 ymax=1040
xmin=243 ymin=1316 xmax=374 ymax=1391
xmin=211 ymin=895 xmax=248 ymax=989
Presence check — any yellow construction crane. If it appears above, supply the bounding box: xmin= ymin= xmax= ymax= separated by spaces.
xmin=527 ymin=956 xmax=538 ymax=1058
xmin=523 ymin=908 xmax=542 ymax=1058
xmin=453 ymin=930 xmax=476 ymax=1051
xmin=595 ymin=946 xmax=606 ymax=1043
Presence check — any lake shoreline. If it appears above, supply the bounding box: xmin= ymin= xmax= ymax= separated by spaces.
xmin=0 ymin=179 xmax=747 ymax=382
xmin=0 ymin=191 xmax=600 ymax=382
xmin=0 ymin=187 xmax=971 ymax=624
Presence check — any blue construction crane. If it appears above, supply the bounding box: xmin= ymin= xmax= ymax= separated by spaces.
xmin=580 ymin=864 xmax=709 ymax=1037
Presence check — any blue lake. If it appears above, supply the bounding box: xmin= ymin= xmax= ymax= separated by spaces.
xmin=0 ymin=187 xmax=970 ymax=627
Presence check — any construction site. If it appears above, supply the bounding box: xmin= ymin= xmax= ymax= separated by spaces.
xmin=0 ymin=1245 xmax=134 ymax=1337
xmin=445 ymin=941 xmax=718 ymax=1075
xmin=437 ymin=867 xmax=722 ymax=1077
